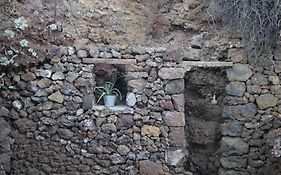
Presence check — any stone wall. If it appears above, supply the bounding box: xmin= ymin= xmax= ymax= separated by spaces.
xmin=0 ymin=116 xmax=12 ymax=175
xmin=2 ymin=42 xmax=281 ymax=175
xmin=0 ymin=44 xmax=188 ymax=175
xmin=220 ymin=49 xmax=281 ymax=175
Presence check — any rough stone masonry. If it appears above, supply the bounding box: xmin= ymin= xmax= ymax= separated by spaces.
xmin=0 ymin=43 xmax=188 ymax=175
xmin=1 ymin=41 xmax=281 ymax=175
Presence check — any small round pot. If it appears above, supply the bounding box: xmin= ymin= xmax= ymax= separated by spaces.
xmin=103 ymin=95 xmax=117 ymax=107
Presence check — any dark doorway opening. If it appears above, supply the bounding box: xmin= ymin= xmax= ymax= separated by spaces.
xmin=184 ymin=68 xmax=227 ymax=175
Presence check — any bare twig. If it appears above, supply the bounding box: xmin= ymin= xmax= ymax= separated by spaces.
xmin=207 ymin=0 xmax=281 ymax=61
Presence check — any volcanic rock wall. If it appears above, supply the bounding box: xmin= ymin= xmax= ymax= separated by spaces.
xmin=219 ymin=49 xmax=281 ymax=175
xmin=1 ymin=0 xmax=281 ymax=174
xmin=0 ymin=117 xmax=12 ymax=174
xmin=0 ymin=43 xmax=188 ymax=175
xmin=1 ymin=43 xmax=281 ymax=175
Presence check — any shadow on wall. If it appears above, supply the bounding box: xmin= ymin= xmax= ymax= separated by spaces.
xmin=184 ymin=68 xmax=227 ymax=175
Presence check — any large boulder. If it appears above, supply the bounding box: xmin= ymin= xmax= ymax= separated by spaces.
xmin=227 ymin=64 xmax=253 ymax=81
xmin=220 ymin=137 xmax=249 ymax=155
xmin=251 ymin=73 xmax=268 ymax=85
xmin=165 ymin=148 xmax=187 ymax=166
xmin=256 ymin=94 xmax=278 ymax=109
xmin=128 ymin=79 xmax=147 ymax=93
xmin=223 ymin=103 xmax=257 ymax=120
xmin=221 ymin=122 xmax=243 ymax=136
xmin=158 ymin=68 xmax=185 ymax=80
xmin=165 ymin=80 xmax=184 ymax=94
xmin=169 ymin=127 xmax=186 ymax=147
xmin=163 ymin=111 xmax=185 ymax=127
xmin=220 ymin=156 xmax=247 ymax=168
xmin=226 ymin=82 xmax=246 ymax=97
xmin=139 ymin=160 xmax=165 ymax=175
xmin=48 ymin=91 xmax=64 ymax=103
xmin=141 ymin=125 xmax=160 ymax=137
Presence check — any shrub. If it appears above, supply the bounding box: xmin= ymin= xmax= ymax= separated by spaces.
xmin=208 ymin=0 xmax=281 ymax=60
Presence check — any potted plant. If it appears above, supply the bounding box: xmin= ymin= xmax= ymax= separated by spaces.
xmin=95 ymin=80 xmax=122 ymax=107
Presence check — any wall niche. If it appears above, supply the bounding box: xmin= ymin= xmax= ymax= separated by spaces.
xmin=93 ymin=63 xmax=127 ymax=106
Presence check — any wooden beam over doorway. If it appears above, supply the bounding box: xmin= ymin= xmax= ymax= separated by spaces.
xmin=182 ymin=61 xmax=233 ymax=68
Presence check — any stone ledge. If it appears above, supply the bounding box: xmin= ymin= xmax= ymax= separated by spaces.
xmin=92 ymin=105 xmax=131 ymax=111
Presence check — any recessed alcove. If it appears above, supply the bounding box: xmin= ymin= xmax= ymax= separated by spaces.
xmin=93 ymin=63 xmax=128 ymax=106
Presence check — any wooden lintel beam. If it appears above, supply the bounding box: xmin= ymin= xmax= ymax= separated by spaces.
xmin=182 ymin=61 xmax=233 ymax=68
xmin=82 ymin=58 xmax=137 ymax=65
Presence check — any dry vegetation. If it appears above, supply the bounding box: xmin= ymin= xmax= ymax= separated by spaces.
xmin=208 ymin=0 xmax=281 ymax=60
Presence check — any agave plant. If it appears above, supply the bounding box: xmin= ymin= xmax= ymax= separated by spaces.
xmin=95 ymin=80 xmax=122 ymax=104
xmin=0 ymin=56 xmax=14 ymax=66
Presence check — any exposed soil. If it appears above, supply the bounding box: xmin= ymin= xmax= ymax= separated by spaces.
xmin=184 ymin=68 xmax=227 ymax=175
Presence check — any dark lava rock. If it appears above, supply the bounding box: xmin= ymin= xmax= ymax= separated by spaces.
xmin=226 ymin=82 xmax=246 ymax=97
xmin=0 ymin=107 xmax=9 ymax=117
xmin=14 ymin=118 xmax=37 ymax=133
xmin=82 ymin=94 xmax=95 ymax=110
xmin=221 ymin=122 xmax=243 ymax=136
xmin=58 ymin=128 xmax=74 ymax=140
xmin=117 ymin=115 xmax=134 ymax=129
xmin=165 ymin=80 xmax=184 ymax=94
xmin=223 ymin=103 xmax=257 ymax=120
xmin=139 ymin=160 xmax=165 ymax=175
